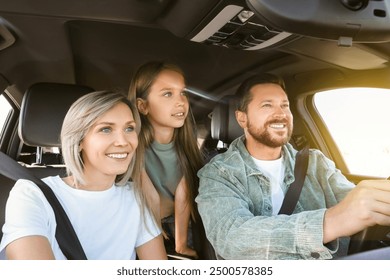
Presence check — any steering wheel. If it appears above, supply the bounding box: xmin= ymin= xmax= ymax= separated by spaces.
xmin=348 ymin=225 xmax=390 ymax=255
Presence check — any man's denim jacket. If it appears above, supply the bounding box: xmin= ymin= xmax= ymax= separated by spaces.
xmin=196 ymin=136 xmax=354 ymax=259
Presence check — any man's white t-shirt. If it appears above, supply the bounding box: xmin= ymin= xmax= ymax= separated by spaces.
xmin=0 ymin=176 xmax=160 ymax=259
xmin=252 ymin=156 xmax=285 ymax=215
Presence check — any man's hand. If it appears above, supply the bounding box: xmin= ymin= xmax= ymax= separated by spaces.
xmin=323 ymin=180 xmax=390 ymax=243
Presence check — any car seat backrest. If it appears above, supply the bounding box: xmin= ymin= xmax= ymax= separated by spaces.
xmin=0 ymin=82 xmax=93 ymax=241
xmin=211 ymin=95 xmax=244 ymax=148
xmin=18 ymin=82 xmax=93 ymax=166
xmin=19 ymin=83 xmax=94 ymax=149
xmin=200 ymin=95 xmax=244 ymax=162
xmin=210 ymin=95 xmax=244 ymax=146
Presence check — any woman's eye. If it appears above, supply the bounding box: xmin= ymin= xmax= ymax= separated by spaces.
xmin=125 ymin=126 xmax=135 ymax=133
xmin=163 ymin=91 xmax=172 ymax=97
xmin=100 ymin=127 xmax=112 ymax=133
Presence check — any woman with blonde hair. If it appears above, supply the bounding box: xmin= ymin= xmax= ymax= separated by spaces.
xmin=0 ymin=90 xmax=166 ymax=260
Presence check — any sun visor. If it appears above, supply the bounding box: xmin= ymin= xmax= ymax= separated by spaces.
xmin=0 ymin=18 xmax=15 ymax=51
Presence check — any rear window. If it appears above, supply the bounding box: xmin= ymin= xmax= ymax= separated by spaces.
xmin=0 ymin=94 xmax=12 ymax=137
xmin=314 ymin=88 xmax=390 ymax=178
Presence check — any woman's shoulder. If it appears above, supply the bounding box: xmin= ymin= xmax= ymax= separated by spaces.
xmin=8 ymin=178 xmax=55 ymax=212
xmin=41 ymin=175 xmax=65 ymax=187
xmin=12 ymin=178 xmax=47 ymax=196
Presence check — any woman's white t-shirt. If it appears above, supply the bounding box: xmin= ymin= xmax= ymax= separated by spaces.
xmin=0 ymin=176 xmax=160 ymax=259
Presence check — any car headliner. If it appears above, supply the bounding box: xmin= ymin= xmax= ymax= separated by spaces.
xmin=0 ymin=0 xmax=390 ymax=124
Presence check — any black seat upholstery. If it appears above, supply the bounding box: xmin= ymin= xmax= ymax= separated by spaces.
xmin=201 ymin=95 xmax=244 ymax=161
xmin=211 ymin=95 xmax=243 ymax=145
xmin=19 ymin=83 xmax=94 ymax=163
xmin=0 ymin=82 xmax=93 ymax=241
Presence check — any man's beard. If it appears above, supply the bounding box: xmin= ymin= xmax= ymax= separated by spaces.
xmin=247 ymin=119 xmax=292 ymax=148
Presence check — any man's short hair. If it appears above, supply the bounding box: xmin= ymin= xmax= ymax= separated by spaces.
xmin=235 ymin=73 xmax=285 ymax=112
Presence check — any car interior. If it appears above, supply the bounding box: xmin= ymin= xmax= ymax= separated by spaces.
xmin=1 ymin=0 xmax=390 ymax=259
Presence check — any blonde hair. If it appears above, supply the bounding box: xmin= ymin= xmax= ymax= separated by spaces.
xmin=128 ymin=61 xmax=204 ymax=219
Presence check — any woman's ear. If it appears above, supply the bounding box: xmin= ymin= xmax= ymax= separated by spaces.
xmin=235 ymin=110 xmax=247 ymax=129
xmin=136 ymin=98 xmax=148 ymax=115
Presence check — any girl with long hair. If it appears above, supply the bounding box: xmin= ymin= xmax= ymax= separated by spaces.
xmin=128 ymin=61 xmax=204 ymax=258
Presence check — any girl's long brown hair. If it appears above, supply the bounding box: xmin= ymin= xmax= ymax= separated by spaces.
xmin=128 ymin=61 xmax=204 ymax=219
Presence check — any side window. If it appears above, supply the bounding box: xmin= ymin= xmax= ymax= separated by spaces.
xmin=314 ymin=88 xmax=390 ymax=178
xmin=0 ymin=94 xmax=12 ymax=138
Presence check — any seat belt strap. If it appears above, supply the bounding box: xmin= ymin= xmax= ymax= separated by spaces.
xmin=0 ymin=151 xmax=87 ymax=260
xmin=278 ymin=146 xmax=310 ymax=215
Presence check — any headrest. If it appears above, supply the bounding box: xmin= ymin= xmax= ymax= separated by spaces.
xmin=19 ymin=83 xmax=94 ymax=147
xmin=211 ymin=95 xmax=243 ymax=144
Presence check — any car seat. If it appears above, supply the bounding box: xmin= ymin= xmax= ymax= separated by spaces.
xmin=200 ymin=95 xmax=244 ymax=161
xmin=19 ymin=83 xmax=94 ymax=167
xmin=211 ymin=94 xmax=243 ymax=146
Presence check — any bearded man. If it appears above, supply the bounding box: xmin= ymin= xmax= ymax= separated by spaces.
xmin=196 ymin=73 xmax=390 ymax=260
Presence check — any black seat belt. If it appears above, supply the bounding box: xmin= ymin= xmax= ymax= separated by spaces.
xmin=278 ymin=146 xmax=310 ymax=215
xmin=0 ymin=151 xmax=87 ymax=260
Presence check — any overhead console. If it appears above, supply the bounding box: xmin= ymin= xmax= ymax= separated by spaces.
xmin=188 ymin=1 xmax=296 ymax=50
xmin=246 ymin=0 xmax=390 ymax=45
xmin=183 ymin=0 xmax=390 ymax=50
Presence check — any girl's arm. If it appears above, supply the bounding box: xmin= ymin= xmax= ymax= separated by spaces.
xmin=174 ymin=177 xmax=198 ymax=258
xmin=136 ymin=234 xmax=167 ymax=260
xmin=141 ymin=169 xmax=162 ymax=223
xmin=6 ymin=235 xmax=55 ymax=260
